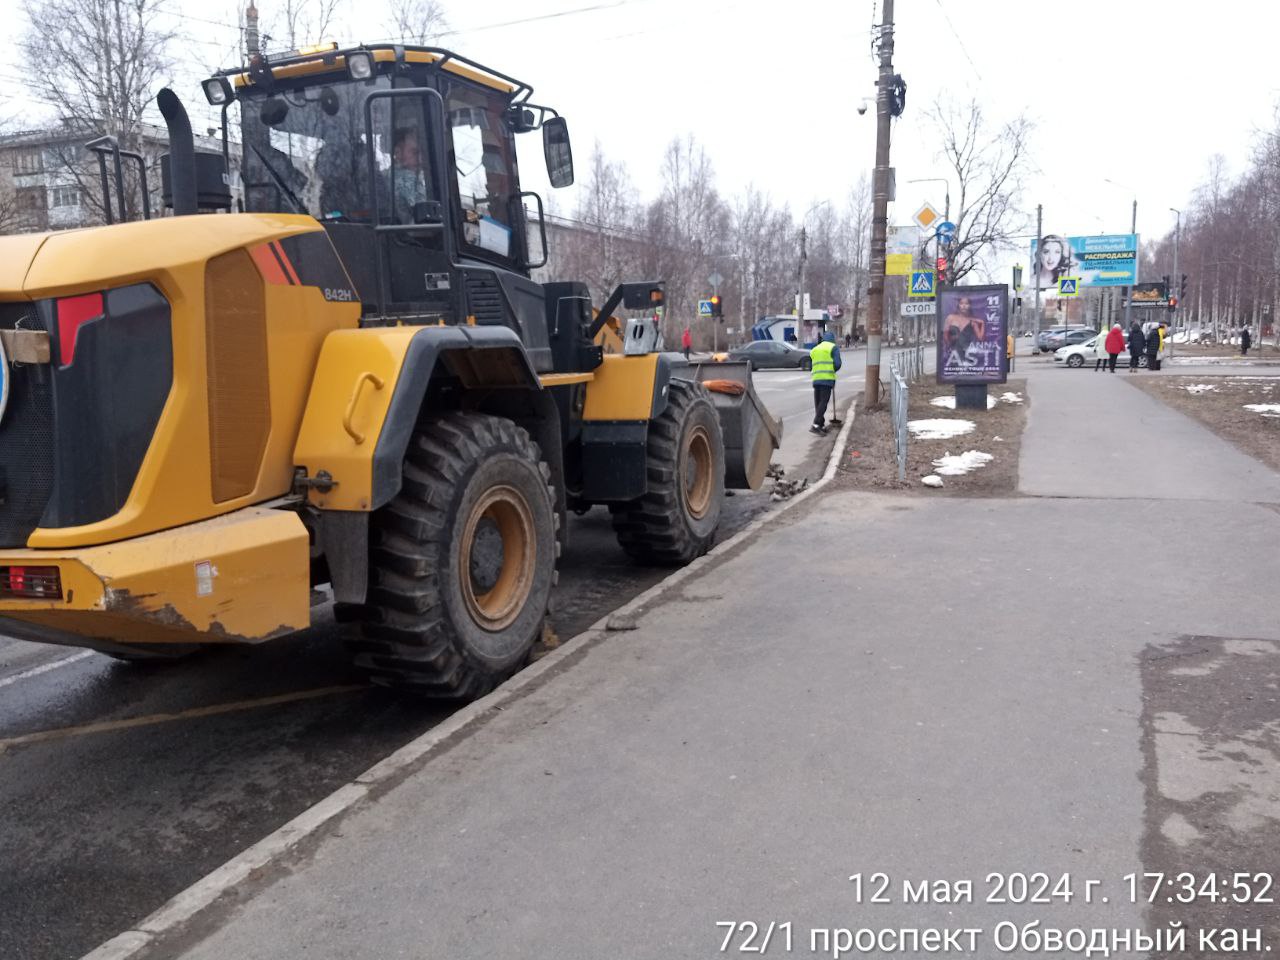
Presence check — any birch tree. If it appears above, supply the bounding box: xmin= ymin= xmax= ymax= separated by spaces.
xmin=21 ymin=0 xmax=177 ymax=223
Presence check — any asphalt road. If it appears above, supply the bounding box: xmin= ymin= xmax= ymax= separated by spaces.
xmin=0 ymin=366 xmax=850 ymax=960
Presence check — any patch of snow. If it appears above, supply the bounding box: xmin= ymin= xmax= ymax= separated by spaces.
xmin=930 ymin=395 xmax=997 ymax=410
xmin=997 ymin=392 xmax=1024 ymax=404
xmin=932 ymin=450 xmax=994 ymax=476
xmin=992 ymin=435 xmax=1005 ymax=442
xmin=1184 ymin=384 xmax=1218 ymax=394
xmin=1243 ymin=404 xmax=1280 ymax=418
xmin=908 ymin=418 xmax=976 ymax=440
xmin=921 ymin=475 xmax=944 ymax=488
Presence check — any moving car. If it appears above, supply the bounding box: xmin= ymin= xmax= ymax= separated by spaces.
xmin=1034 ymin=325 xmax=1091 ymax=353
xmin=1055 ymin=336 xmax=1147 ymax=368
xmin=725 ymin=340 xmax=813 ymax=371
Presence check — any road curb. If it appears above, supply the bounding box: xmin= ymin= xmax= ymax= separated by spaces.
xmin=79 ymin=396 xmax=858 ymax=960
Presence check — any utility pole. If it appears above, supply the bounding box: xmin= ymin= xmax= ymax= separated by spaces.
xmin=796 ymin=226 xmax=807 ymax=344
xmin=1123 ymin=199 xmax=1138 ymax=332
xmin=1033 ymin=204 xmax=1042 ymax=339
xmin=1169 ymin=207 xmax=1181 ymax=353
xmin=864 ymin=0 xmax=894 ymax=407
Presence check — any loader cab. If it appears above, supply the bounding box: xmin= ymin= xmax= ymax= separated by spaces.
xmin=207 ymin=46 xmax=572 ymax=359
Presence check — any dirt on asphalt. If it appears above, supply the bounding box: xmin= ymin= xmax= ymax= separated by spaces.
xmin=1128 ymin=374 xmax=1280 ymax=473
xmin=835 ymin=378 xmax=1029 ymax=497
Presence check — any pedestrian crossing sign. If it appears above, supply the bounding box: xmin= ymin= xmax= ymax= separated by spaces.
xmin=1058 ymin=277 xmax=1080 ymax=297
xmin=698 ymin=299 xmax=714 ymax=316
xmin=908 ymin=270 xmax=936 ymax=297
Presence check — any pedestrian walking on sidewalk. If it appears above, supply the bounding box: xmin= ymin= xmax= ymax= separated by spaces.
xmin=1128 ymin=321 xmax=1146 ymax=371
xmin=1242 ymin=326 xmax=1253 ymax=356
xmin=681 ymin=327 xmax=692 ymax=360
xmin=809 ymin=331 xmax=841 ymax=434
xmin=1104 ymin=324 xmax=1125 ymax=373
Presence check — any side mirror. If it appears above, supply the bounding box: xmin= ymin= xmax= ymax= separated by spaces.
xmin=543 ymin=116 xmax=574 ymax=188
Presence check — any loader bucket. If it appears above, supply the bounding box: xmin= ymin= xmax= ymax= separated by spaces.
xmin=687 ymin=361 xmax=782 ymax=490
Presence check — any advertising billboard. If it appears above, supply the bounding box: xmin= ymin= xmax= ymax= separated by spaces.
xmin=936 ymin=285 xmax=1009 ymax=385
xmin=1129 ymin=281 xmax=1170 ymax=308
xmin=1029 ymin=234 xmax=1138 ymax=289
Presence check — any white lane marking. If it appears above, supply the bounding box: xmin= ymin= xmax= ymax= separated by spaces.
xmin=0 ymin=650 xmax=93 ymax=690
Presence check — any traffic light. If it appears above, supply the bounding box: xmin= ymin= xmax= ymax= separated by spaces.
xmin=1162 ymin=274 xmax=1171 ymax=295
xmin=709 ymin=294 xmax=723 ymax=318
xmin=1180 ymin=273 xmax=1188 ymax=300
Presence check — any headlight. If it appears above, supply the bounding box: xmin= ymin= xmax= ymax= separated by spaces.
xmin=202 ymin=77 xmax=234 ymax=105
xmin=347 ymin=51 xmax=374 ymax=80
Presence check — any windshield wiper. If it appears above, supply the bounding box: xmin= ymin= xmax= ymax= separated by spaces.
xmin=252 ymin=144 xmax=307 ymax=215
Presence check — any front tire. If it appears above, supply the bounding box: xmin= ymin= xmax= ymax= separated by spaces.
xmin=349 ymin=413 xmax=557 ymax=699
xmin=611 ymin=379 xmax=725 ymax=565
xmin=1067 ymin=354 xmax=1084 ymax=368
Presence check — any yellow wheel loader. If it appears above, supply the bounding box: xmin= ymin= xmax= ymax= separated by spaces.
xmin=0 ymin=45 xmax=780 ymax=697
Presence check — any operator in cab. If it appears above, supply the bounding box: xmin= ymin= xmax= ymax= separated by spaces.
xmin=809 ymin=331 xmax=842 ymax=435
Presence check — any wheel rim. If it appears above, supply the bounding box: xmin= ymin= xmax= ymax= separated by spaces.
xmin=459 ymin=485 xmax=536 ymax=631
xmin=683 ymin=424 xmax=714 ymax=520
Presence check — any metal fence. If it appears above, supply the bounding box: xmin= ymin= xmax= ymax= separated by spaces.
xmin=890 ymin=345 xmax=927 ymax=382
xmin=888 ymin=364 xmax=909 ymax=482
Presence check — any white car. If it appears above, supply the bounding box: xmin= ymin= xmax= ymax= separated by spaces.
xmin=1055 ymin=336 xmax=1146 ymax=368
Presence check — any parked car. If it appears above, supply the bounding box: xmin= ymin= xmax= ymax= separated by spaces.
xmin=1055 ymin=336 xmax=1147 ymax=368
xmin=1042 ymin=327 xmax=1098 ymax=352
xmin=724 ymin=340 xmax=812 ymax=371
xmin=1034 ymin=325 xmax=1091 ymax=353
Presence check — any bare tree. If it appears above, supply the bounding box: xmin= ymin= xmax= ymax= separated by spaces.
xmin=273 ymin=0 xmax=346 ymax=49
xmin=0 ymin=147 xmax=22 ymax=234
xmin=559 ymin=142 xmax=639 ymax=301
xmin=841 ymin=174 xmax=872 ymax=334
xmin=384 ymin=0 xmax=449 ymax=43
xmin=926 ymin=97 xmax=1033 ymax=283
xmin=642 ymin=135 xmax=729 ymax=343
xmin=21 ymin=0 xmax=177 ymax=223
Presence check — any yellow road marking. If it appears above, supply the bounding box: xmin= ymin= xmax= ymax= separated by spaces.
xmin=0 ymin=684 xmax=367 ymax=752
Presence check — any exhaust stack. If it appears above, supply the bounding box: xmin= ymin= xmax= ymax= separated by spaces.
xmin=157 ymin=88 xmax=197 ymax=216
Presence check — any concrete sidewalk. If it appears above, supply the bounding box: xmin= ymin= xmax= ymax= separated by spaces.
xmin=1019 ymin=370 xmax=1280 ymax=502
xmin=113 ymin=375 xmax=1280 ymax=959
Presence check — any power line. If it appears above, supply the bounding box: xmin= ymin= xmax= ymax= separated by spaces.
xmin=932 ymin=0 xmax=982 ymax=85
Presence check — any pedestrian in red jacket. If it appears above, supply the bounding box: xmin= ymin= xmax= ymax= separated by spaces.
xmin=1103 ymin=324 xmax=1125 ymax=373
xmin=681 ymin=327 xmax=692 ymax=360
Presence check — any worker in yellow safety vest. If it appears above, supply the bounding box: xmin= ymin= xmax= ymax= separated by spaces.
xmin=809 ymin=331 xmax=842 ymax=435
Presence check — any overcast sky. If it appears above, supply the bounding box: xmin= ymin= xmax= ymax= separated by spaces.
xmin=3 ymin=0 xmax=1279 ymax=278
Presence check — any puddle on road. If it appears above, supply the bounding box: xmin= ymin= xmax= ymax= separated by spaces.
xmin=1140 ymin=634 xmax=1280 ymax=953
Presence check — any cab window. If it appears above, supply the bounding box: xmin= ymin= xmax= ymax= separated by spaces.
xmin=445 ymin=82 xmax=518 ymax=263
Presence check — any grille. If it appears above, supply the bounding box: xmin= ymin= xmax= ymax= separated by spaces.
xmin=205 ymin=249 xmax=271 ymax=503
xmin=0 ymin=303 xmax=55 ymax=547
xmin=465 ymin=273 xmax=505 ymax=325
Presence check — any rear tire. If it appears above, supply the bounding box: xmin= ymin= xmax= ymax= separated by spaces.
xmin=610 ymin=379 xmax=725 ymax=566
xmin=800 ymin=357 xmax=812 ymax=371
xmin=348 ymin=413 xmax=557 ymax=699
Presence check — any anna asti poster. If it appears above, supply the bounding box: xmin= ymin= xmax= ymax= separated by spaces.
xmin=936 ymin=285 xmax=1009 ymax=384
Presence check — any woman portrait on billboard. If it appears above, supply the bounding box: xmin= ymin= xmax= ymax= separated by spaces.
xmin=1033 ymin=235 xmax=1074 ymax=288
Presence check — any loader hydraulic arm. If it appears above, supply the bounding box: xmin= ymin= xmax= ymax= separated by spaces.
xmin=586 ymin=282 xmax=666 ymax=341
